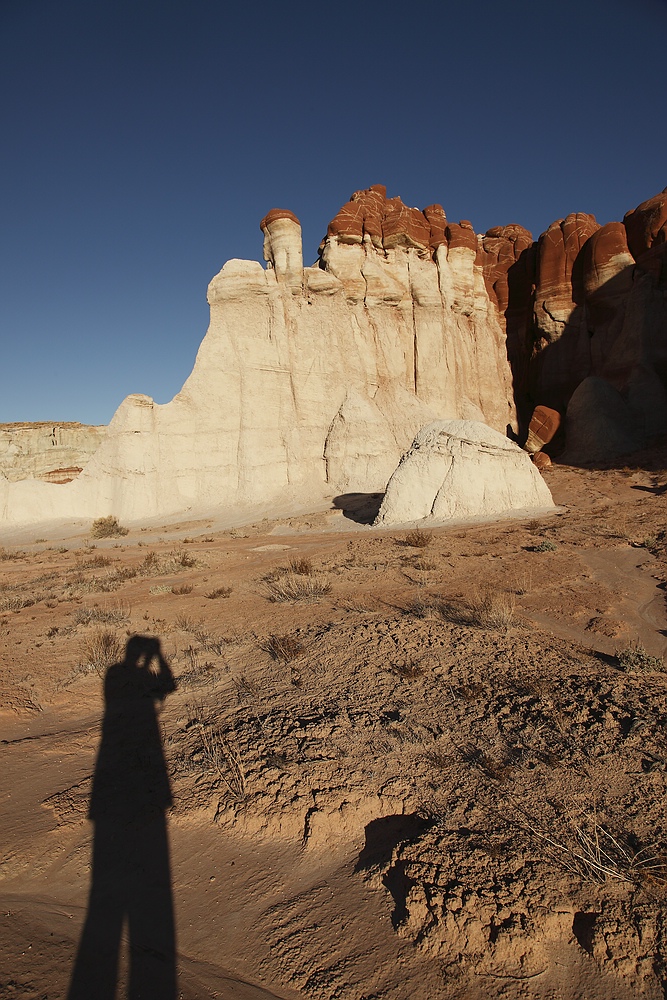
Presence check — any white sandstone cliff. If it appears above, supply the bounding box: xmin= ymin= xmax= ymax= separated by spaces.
xmin=0 ymin=211 xmax=516 ymax=527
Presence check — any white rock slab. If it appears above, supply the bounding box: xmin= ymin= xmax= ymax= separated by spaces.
xmin=375 ymin=420 xmax=555 ymax=525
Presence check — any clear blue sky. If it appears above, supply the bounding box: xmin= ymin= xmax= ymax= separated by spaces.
xmin=1 ymin=0 xmax=666 ymax=425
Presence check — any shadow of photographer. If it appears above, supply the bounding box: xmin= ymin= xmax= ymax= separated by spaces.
xmin=68 ymin=635 xmax=177 ymax=1000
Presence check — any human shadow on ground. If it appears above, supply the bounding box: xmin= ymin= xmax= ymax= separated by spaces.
xmin=332 ymin=492 xmax=384 ymax=524
xmin=68 ymin=635 xmax=177 ymax=1000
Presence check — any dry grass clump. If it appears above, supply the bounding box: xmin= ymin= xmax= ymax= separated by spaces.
xmin=617 ymin=642 xmax=665 ymax=673
xmin=172 ymin=584 xmax=193 ymax=595
xmin=91 ymin=516 xmax=129 ymax=538
xmin=289 ymin=556 xmax=313 ymax=575
xmin=138 ymin=549 xmax=198 ymax=576
xmin=265 ymin=571 xmax=331 ymax=603
xmin=73 ymin=603 xmax=130 ymax=626
xmin=76 ymin=554 xmax=113 ymax=569
xmin=412 ymin=557 xmax=437 ymax=571
xmin=109 ymin=566 xmax=137 ymax=584
xmin=527 ymin=814 xmax=667 ymax=888
xmin=404 ymin=529 xmax=432 ymax=548
xmin=205 ymin=586 xmax=232 ymax=600
xmin=1 ymin=594 xmax=34 ymax=612
xmin=79 ymin=629 xmax=124 ymax=674
xmin=261 ymin=633 xmax=305 ymax=662
xmin=0 ymin=547 xmax=25 ymax=561
xmin=438 ymin=588 xmax=516 ymax=631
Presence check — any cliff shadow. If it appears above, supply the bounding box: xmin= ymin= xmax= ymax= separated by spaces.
xmin=332 ymin=492 xmax=384 ymax=525
xmin=68 ymin=635 xmax=177 ymax=1000
xmin=504 ymin=245 xmax=667 ymax=468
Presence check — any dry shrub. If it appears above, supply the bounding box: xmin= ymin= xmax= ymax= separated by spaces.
xmin=0 ymin=547 xmax=24 ymax=561
xmin=1 ymin=594 xmax=33 ymax=612
xmin=439 ymin=588 xmax=516 ymax=631
xmin=412 ymin=557 xmax=437 ymax=571
xmin=289 ymin=557 xmax=313 ymax=575
xmin=111 ymin=566 xmax=138 ymax=583
xmin=205 ymin=586 xmax=232 ymax=599
xmin=617 ymin=642 xmax=664 ymax=673
xmin=73 ymin=603 xmax=130 ymax=626
xmin=404 ymin=529 xmax=432 ymax=548
xmin=172 ymin=584 xmax=193 ymax=595
xmin=76 ymin=554 xmax=113 ymax=569
xmin=265 ymin=571 xmax=331 ymax=603
xmin=175 ymin=613 xmax=203 ymax=632
xmin=138 ymin=549 xmax=197 ymax=576
xmin=138 ymin=552 xmax=162 ymax=574
xmin=389 ymin=658 xmax=424 ymax=680
xmin=262 ymin=633 xmax=304 ymax=662
xmin=80 ymin=629 xmax=124 ymax=674
xmin=91 ymin=516 xmax=129 ymax=538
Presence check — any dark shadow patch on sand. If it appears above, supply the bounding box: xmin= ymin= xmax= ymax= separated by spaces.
xmin=332 ymin=493 xmax=384 ymax=525
xmin=355 ymin=812 xmax=433 ymax=871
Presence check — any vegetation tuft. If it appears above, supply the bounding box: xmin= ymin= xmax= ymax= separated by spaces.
xmin=616 ymin=642 xmax=665 ymax=673
xmin=404 ymin=529 xmax=432 ymax=548
xmin=91 ymin=516 xmax=129 ymax=539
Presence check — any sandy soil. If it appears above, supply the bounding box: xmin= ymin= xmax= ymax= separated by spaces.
xmin=2 ymin=454 xmax=667 ymax=999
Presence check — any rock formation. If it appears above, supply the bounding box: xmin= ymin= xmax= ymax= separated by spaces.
xmin=374 ymin=421 xmax=554 ymax=526
xmin=509 ymin=188 xmax=667 ymax=448
xmin=0 ymin=187 xmax=518 ymax=527
xmin=0 ymin=422 xmax=106 ymax=483
xmin=2 ymin=182 xmax=666 ymax=528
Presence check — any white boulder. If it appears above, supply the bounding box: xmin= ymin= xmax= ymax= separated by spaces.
xmin=374 ymin=420 xmax=555 ymax=525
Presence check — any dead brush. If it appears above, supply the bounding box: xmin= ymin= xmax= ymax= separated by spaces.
xmin=265 ymin=571 xmax=331 ymax=603
xmin=79 ymin=629 xmax=124 ymax=674
xmin=138 ymin=549 xmax=198 ymax=576
xmin=172 ymin=584 xmax=193 ymax=595
xmin=0 ymin=547 xmax=25 ymax=561
xmin=389 ymin=658 xmax=424 ymax=680
xmin=525 ymin=813 xmax=667 ymax=888
xmin=0 ymin=594 xmax=33 ymax=612
xmin=175 ymin=613 xmax=203 ymax=632
xmin=261 ymin=633 xmax=305 ymax=662
xmin=91 ymin=515 xmax=129 ymax=538
xmin=190 ymin=627 xmax=227 ymax=655
xmin=185 ymin=704 xmax=246 ymax=799
xmin=76 ymin=554 xmax=113 ymax=569
xmin=404 ymin=529 xmax=432 ymax=548
xmin=205 ymin=586 xmax=232 ymax=600
xmin=288 ymin=556 xmax=313 ymax=575
xmin=73 ymin=602 xmax=130 ymax=626
xmin=440 ymin=588 xmax=516 ymax=631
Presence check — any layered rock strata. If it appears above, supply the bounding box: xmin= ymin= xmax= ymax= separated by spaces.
xmin=0 ymin=423 xmax=106 ymax=483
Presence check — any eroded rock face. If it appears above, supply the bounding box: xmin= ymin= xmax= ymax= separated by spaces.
xmin=375 ymin=420 xmax=554 ymax=526
xmin=3 ymin=182 xmax=667 ymax=525
xmin=477 ymin=224 xmax=533 ymax=312
xmin=624 ymin=188 xmax=667 ymax=260
xmin=0 ymin=423 xmax=106 ymax=483
xmin=260 ymin=209 xmax=303 ymax=287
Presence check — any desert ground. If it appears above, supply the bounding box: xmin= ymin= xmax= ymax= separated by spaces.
xmin=2 ymin=453 xmax=667 ymax=1000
